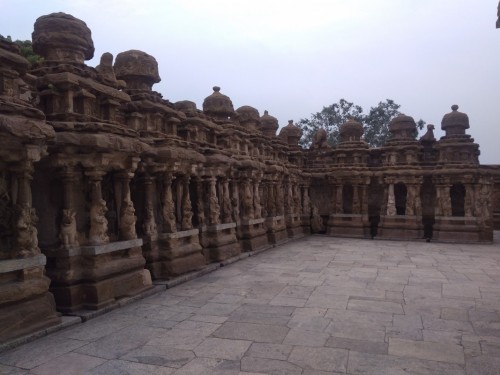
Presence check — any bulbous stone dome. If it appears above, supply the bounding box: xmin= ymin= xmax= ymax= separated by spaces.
xmin=259 ymin=110 xmax=279 ymax=137
xmin=339 ymin=118 xmax=364 ymax=143
xmin=32 ymin=12 xmax=94 ymax=64
xmin=202 ymin=86 xmax=234 ymax=120
xmin=441 ymin=105 xmax=469 ymax=137
xmin=388 ymin=114 xmax=417 ymax=140
xmin=114 ymin=50 xmax=161 ymax=91
xmin=236 ymin=106 xmax=260 ymax=129
xmin=278 ymin=120 xmax=302 ymax=146
xmin=175 ymin=100 xmax=198 ymax=115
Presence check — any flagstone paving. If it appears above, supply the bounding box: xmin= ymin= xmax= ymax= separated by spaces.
xmin=2 ymin=235 xmax=500 ymax=374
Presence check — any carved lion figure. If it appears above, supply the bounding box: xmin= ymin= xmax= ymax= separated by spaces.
xmin=60 ymin=208 xmax=79 ymax=247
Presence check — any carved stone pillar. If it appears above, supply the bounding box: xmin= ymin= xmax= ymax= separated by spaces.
xmin=360 ymin=184 xmax=369 ymax=215
xmin=284 ymin=180 xmax=293 ymax=215
xmin=241 ymin=178 xmax=254 ymax=220
xmin=268 ymin=182 xmax=277 ymax=217
xmin=386 ymin=183 xmax=396 ymax=216
xmin=221 ymin=178 xmax=232 ymax=223
xmin=302 ymin=186 xmax=311 ymax=216
xmin=405 ymin=184 xmax=416 ymax=216
xmin=162 ymin=172 xmax=176 ymax=233
xmin=181 ymin=175 xmax=193 ymax=230
xmin=85 ymin=170 xmax=109 ymax=245
xmin=335 ymin=184 xmax=343 ymax=214
xmin=196 ymin=177 xmax=206 ymax=227
xmin=276 ymin=182 xmax=285 ymax=216
xmin=206 ymin=176 xmax=220 ymax=225
xmin=230 ymin=179 xmax=240 ymax=223
xmin=464 ymin=183 xmax=474 ymax=217
xmin=12 ymin=164 xmax=40 ymax=258
xmin=142 ymin=174 xmax=157 ymax=237
xmin=116 ymin=171 xmax=137 ymax=240
xmin=253 ymin=179 xmax=262 ymax=219
xmin=293 ymin=184 xmax=301 ymax=215
xmin=58 ymin=166 xmax=79 ymax=247
xmin=260 ymin=183 xmax=268 ymax=218
xmin=436 ymin=184 xmax=452 ymax=217
xmin=352 ymin=185 xmax=360 ymax=214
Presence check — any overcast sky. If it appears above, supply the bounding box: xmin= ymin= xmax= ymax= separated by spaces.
xmin=1 ymin=0 xmax=499 ymax=163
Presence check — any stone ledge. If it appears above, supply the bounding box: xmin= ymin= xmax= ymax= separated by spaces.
xmin=158 ymin=228 xmax=200 ymax=240
xmin=200 ymin=223 xmax=236 ymax=232
xmin=0 ymin=254 xmax=46 ymax=274
xmin=240 ymin=218 xmax=265 ymax=226
xmin=46 ymin=239 xmax=144 ymax=257
xmin=79 ymin=239 xmax=144 ymax=256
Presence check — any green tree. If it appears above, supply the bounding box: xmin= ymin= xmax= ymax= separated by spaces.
xmin=0 ymin=34 xmax=43 ymax=65
xmin=298 ymin=99 xmax=363 ymax=148
xmin=298 ymin=98 xmax=425 ymax=148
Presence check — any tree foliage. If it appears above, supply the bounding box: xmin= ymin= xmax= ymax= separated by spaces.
xmin=298 ymin=98 xmax=425 ymax=148
xmin=0 ymin=34 xmax=43 ymax=65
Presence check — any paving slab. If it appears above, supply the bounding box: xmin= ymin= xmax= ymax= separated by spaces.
xmin=388 ymin=337 xmax=465 ymax=364
xmin=2 ymin=235 xmax=500 ymax=374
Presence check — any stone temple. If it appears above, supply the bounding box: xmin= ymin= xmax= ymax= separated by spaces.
xmin=1 ymin=12 xmax=499 ymax=343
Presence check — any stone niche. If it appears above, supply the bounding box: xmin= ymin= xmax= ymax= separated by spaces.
xmin=0 ymin=11 xmax=498 ymax=344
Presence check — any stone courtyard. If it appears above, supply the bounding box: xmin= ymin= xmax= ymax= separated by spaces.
xmin=1 ymin=235 xmax=500 ymax=374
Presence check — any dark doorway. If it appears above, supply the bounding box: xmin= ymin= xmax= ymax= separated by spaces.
xmin=368 ymin=180 xmax=383 ymax=238
xmin=450 ymin=184 xmax=466 ymax=217
xmin=342 ymin=184 xmax=353 ymax=214
xmin=421 ymin=176 xmax=436 ymax=240
xmin=394 ymin=182 xmax=407 ymax=216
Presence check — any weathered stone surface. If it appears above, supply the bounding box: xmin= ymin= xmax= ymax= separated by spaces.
xmin=1 ymin=8 xmax=500 ymax=348
xmin=213 ymin=322 xmax=289 ymax=343
xmin=32 ymin=12 xmax=94 ymax=62
xmin=288 ymin=346 xmax=348 ymax=372
xmin=388 ymin=337 xmax=465 ymax=364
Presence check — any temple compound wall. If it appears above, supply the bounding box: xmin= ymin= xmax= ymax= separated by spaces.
xmin=1 ymin=12 xmax=499 ymax=343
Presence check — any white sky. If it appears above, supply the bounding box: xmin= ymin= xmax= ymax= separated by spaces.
xmin=1 ymin=0 xmax=499 ymax=163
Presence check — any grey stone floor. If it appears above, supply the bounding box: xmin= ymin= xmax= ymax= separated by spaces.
xmin=2 ymin=235 xmax=500 ymax=374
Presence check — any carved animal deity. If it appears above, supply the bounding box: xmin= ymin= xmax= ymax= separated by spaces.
xmin=89 ymin=199 xmax=109 ymax=245
xmin=14 ymin=205 xmax=40 ymax=257
xmin=310 ymin=205 xmax=325 ymax=233
xmin=242 ymin=181 xmax=254 ymax=219
xmin=120 ymin=200 xmax=137 ymax=240
xmin=59 ymin=209 xmax=79 ymax=247
xmin=310 ymin=128 xmax=329 ymax=149
xmin=143 ymin=206 xmax=157 ymax=236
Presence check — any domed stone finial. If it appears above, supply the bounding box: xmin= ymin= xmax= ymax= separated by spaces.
xmin=32 ymin=12 xmax=94 ymax=64
xmin=278 ymin=119 xmax=302 ymax=146
xmin=388 ymin=114 xmax=417 ymax=140
xmin=339 ymin=118 xmax=364 ymax=143
xmin=441 ymin=104 xmax=469 ymax=136
xmin=114 ymin=50 xmax=161 ymax=91
xmin=259 ymin=110 xmax=278 ymax=137
xmin=202 ymin=86 xmax=235 ymax=120
xmin=236 ymin=106 xmax=260 ymax=129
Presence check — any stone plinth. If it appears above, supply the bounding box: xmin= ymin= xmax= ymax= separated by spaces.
xmin=265 ymin=216 xmax=288 ymax=245
xmin=143 ymin=229 xmax=205 ymax=279
xmin=200 ymin=223 xmax=241 ymax=262
xmin=327 ymin=214 xmax=369 ymax=238
xmin=45 ymin=239 xmax=152 ymax=312
xmin=377 ymin=215 xmax=423 ymax=240
xmin=237 ymin=218 xmax=269 ymax=252
xmin=286 ymin=213 xmax=305 ymax=239
xmin=301 ymin=215 xmax=312 ymax=235
xmin=0 ymin=255 xmax=61 ymax=343
xmin=433 ymin=217 xmax=492 ymax=243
